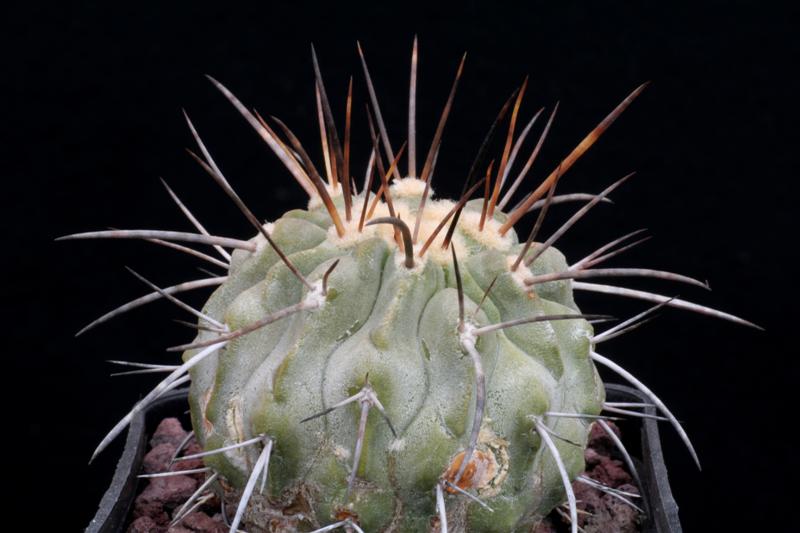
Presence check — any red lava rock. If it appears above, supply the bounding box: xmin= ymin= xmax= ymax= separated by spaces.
xmin=587 ymin=419 xmax=619 ymax=453
xmin=573 ymin=480 xmax=641 ymax=532
xmin=127 ymin=515 xmax=164 ymax=532
xmin=591 ymin=455 xmax=632 ymax=486
xmin=584 ymin=446 xmax=603 ymax=466
xmin=132 ymin=503 xmax=168 ymax=526
xmin=583 ymin=420 xmax=634 ymax=487
xmin=128 ymin=418 xmax=228 ymax=532
xmin=133 ymin=475 xmax=199 ymax=524
xmin=142 ymin=419 xmax=204 ymax=474
xmin=574 ymin=480 xmax=604 ymax=509
xmin=179 ymin=511 xmax=228 ymax=532
xmin=150 ymin=418 xmax=189 ymax=448
xmin=143 ymin=443 xmax=178 ymax=474
xmin=546 ymin=420 xmax=642 ymax=532
xmin=172 ymin=455 xmax=207 ymax=475
xmin=582 ymin=492 xmax=640 ymax=533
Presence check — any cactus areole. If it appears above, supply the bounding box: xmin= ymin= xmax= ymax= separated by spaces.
xmin=67 ymin=41 xmax=758 ymax=533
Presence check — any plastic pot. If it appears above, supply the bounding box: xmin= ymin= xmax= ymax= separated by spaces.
xmin=86 ymin=384 xmax=682 ymax=532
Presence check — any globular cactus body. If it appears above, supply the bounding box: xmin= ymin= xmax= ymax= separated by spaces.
xmin=190 ymin=184 xmax=601 ymax=531
xmin=66 ymin=41 xmax=757 ymax=533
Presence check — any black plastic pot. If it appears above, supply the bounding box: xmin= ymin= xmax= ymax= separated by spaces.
xmin=86 ymin=384 xmax=682 ymax=532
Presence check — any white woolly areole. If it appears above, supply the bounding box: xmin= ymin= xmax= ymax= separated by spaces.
xmin=320 ymin=188 xmax=502 ymax=266
xmin=392 ymin=246 xmax=426 ymax=272
xmin=459 ymin=210 xmax=513 ymax=251
xmin=417 ymin=232 xmax=467 ymax=265
xmin=326 ymin=216 xmax=380 ymax=248
xmin=323 ymin=196 xmax=471 ymax=266
xmin=390 ymin=176 xmax=429 ymax=198
xmin=506 ymin=254 xmax=534 ymax=289
xmin=303 ymin=280 xmax=326 ymax=309
xmin=403 ymin=200 xmax=468 ymax=265
xmin=251 ymin=222 xmax=275 ymax=253
xmin=459 ymin=321 xmax=478 ymax=348
xmin=307 ymin=181 xmax=349 ymax=211
xmin=333 ymin=445 xmax=351 ymax=461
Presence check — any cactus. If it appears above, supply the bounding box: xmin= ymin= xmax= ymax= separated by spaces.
xmin=63 ymin=41 xmax=758 ymax=532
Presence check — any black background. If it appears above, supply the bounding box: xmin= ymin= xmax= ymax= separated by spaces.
xmin=6 ymin=1 xmax=796 ymax=530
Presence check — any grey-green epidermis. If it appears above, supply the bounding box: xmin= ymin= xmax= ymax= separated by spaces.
xmin=183 ymin=178 xmax=604 ymax=532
